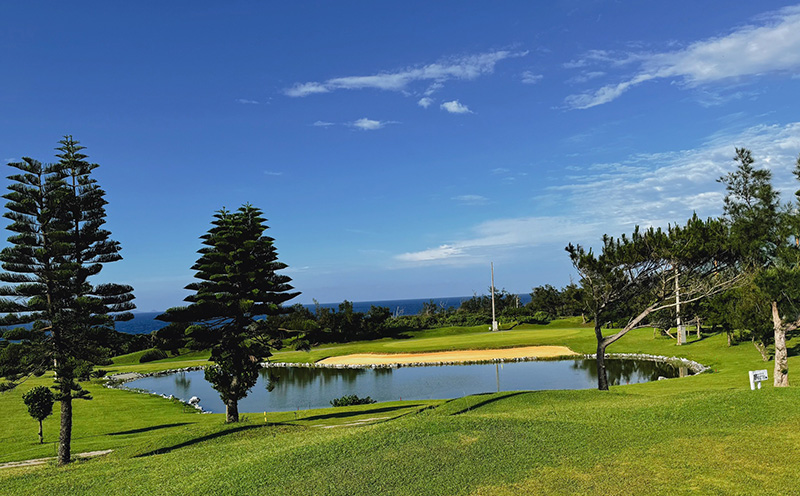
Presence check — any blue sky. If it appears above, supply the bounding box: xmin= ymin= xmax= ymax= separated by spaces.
xmin=3 ymin=2 xmax=800 ymax=312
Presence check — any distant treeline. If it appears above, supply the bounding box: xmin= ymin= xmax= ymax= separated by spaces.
xmin=153 ymin=286 xmax=586 ymax=349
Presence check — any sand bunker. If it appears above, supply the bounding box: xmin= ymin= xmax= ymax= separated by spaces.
xmin=317 ymin=346 xmax=577 ymax=366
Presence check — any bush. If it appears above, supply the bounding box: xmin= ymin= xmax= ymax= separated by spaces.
xmin=139 ymin=348 xmax=168 ymax=363
xmin=330 ymin=394 xmax=377 ymax=407
xmin=0 ymin=381 xmax=18 ymax=392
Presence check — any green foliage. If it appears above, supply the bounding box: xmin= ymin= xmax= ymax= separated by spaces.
xmin=157 ymin=204 xmax=300 ymax=422
xmin=528 ymin=283 xmax=585 ymax=318
xmin=567 ymin=215 xmax=736 ymax=389
xmin=330 ymin=394 xmax=377 ymax=407
xmin=22 ymin=385 xmax=54 ymax=444
xmin=0 ymin=136 xmax=134 ymax=463
xmin=22 ymin=385 xmax=54 ymax=422
xmin=0 ymin=381 xmax=18 ymax=392
xmin=139 ymin=348 xmax=169 ymax=363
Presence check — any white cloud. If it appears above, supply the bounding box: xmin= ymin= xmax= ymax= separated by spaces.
xmin=236 ymin=98 xmax=260 ymax=104
xmin=352 ymin=118 xmax=393 ymax=130
xmin=284 ymin=50 xmax=526 ymax=97
xmin=418 ymin=97 xmax=434 ymax=108
xmin=394 ymin=122 xmax=800 ymax=266
xmin=565 ymin=5 xmax=800 ymax=108
xmin=452 ymin=194 xmax=489 ymax=205
xmin=313 ymin=120 xmax=335 ymax=127
xmin=264 ymin=170 xmax=283 ymax=176
xmin=284 ymin=82 xmax=330 ymax=97
xmin=441 ymin=100 xmax=472 ymax=114
xmin=567 ymin=71 xmax=606 ymax=84
xmin=395 ymin=217 xmax=599 ymax=265
xmin=521 ymin=71 xmax=543 ymax=84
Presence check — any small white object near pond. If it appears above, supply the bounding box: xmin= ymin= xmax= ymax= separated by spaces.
xmin=749 ymin=369 xmax=768 ymax=390
xmin=189 ymin=396 xmax=201 ymax=405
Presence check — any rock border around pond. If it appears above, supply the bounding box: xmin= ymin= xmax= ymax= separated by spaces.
xmin=264 ymin=352 xmax=709 ymax=374
xmin=105 ymin=352 xmax=709 ymax=411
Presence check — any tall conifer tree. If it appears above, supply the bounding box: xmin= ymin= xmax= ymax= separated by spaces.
xmin=0 ymin=137 xmax=134 ymax=465
xmin=158 ymin=204 xmax=300 ymax=422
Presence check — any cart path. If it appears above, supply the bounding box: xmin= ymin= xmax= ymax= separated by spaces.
xmin=0 ymin=449 xmax=113 ymax=470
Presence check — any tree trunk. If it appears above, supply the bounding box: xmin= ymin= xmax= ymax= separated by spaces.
xmin=38 ymin=420 xmax=44 ymax=444
xmin=695 ymin=316 xmax=701 ymax=339
xmin=752 ymin=337 xmax=769 ymax=362
xmin=727 ymin=330 xmax=732 ymax=347
xmin=596 ymin=340 xmax=609 ymax=391
xmin=226 ymin=399 xmax=239 ymax=423
xmin=58 ymin=393 xmax=72 ymax=465
xmin=771 ymin=301 xmax=789 ymax=387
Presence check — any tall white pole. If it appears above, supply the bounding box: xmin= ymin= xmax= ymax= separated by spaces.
xmin=675 ymin=265 xmax=684 ymax=346
xmin=491 ymin=262 xmax=498 ymax=331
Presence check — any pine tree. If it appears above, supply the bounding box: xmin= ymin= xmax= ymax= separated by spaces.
xmin=158 ymin=204 xmax=301 ymax=422
xmin=719 ymin=148 xmax=800 ymax=387
xmin=0 ymin=137 xmax=134 ymax=465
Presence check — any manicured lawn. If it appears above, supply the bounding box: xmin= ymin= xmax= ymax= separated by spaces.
xmin=1 ymin=320 xmax=798 ymax=495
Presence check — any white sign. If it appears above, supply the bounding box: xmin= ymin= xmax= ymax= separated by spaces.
xmin=749 ymin=369 xmax=768 ymax=390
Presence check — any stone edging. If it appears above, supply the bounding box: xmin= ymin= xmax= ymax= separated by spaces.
xmin=262 ymin=352 xmax=709 ymax=373
xmin=583 ymin=353 xmax=709 ymax=374
xmin=106 ymin=366 xmax=209 ymax=412
xmin=105 ymin=353 xmax=709 ymax=410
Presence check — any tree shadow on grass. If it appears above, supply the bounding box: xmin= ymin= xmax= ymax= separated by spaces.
xmin=447 ymin=391 xmax=527 ymax=416
xmin=108 ymin=423 xmax=195 ymax=436
xmin=298 ymin=404 xmax=424 ymax=423
xmin=134 ymin=423 xmax=289 ymax=458
xmin=786 ymin=338 xmax=800 ymax=358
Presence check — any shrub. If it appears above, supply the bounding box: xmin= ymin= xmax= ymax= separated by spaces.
xmin=0 ymin=381 xmax=18 ymax=392
xmin=330 ymin=394 xmax=377 ymax=407
xmin=139 ymin=348 xmax=168 ymax=363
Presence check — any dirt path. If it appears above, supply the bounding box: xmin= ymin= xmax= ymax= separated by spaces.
xmin=317 ymin=346 xmax=577 ymax=365
xmin=0 ymin=450 xmax=113 ymax=470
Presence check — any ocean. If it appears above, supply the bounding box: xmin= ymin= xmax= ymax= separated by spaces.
xmin=117 ymin=294 xmax=532 ymax=335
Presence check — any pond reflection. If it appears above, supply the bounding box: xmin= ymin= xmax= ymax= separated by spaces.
xmin=126 ymin=358 xmax=690 ymax=414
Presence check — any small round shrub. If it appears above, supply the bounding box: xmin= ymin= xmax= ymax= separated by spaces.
xmin=330 ymin=394 xmax=377 ymax=407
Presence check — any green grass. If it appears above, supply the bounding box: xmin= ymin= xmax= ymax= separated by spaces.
xmin=1 ymin=321 xmax=799 ymax=495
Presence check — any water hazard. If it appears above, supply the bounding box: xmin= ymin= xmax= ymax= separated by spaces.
xmin=125 ymin=358 xmax=691 ymax=414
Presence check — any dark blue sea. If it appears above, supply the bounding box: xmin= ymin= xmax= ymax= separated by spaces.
xmin=118 ymin=294 xmax=532 ymax=335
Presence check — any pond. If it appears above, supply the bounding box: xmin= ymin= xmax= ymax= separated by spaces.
xmin=124 ymin=358 xmax=691 ymax=414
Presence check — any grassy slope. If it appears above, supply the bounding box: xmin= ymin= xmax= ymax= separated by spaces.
xmin=1 ymin=320 xmax=799 ymax=495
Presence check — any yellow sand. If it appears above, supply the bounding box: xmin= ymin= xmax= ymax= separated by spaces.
xmin=317 ymin=346 xmax=577 ymax=366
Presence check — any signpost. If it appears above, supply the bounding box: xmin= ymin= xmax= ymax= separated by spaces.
xmin=749 ymin=369 xmax=768 ymax=390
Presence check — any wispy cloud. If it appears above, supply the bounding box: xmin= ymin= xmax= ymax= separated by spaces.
xmin=395 ymin=217 xmax=599 ymax=265
xmin=264 ymin=170 xmax=283 ymax=176
xmin=313 ymin=120 xmax=335 ymax=127
xmin=521 ymin=71 xmax=543 ymax=84
xmin=395 ymin=122 xmax=800 ymax=266
xmin=284 ymin=50 xmax=527 ymax=97
xmin=565 ymin=5 xmax=800 ymax=108
xmin=441 ymin=100 xmax=472 ymax=114
xmin=567 ymin=71 xmax=606 ymax=84
xmin=418 ymin=97 xmax=434 ymax=108
xmin=236 ymin=98 xmax=260 ymax=104
xmin=452 ymin=194 xmax=489 ymax=205
xmin=351 ymin=118 xmax=398 ymax=130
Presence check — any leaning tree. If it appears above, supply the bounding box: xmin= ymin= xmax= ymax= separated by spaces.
xmin=567 ymin=215 xmax=738 ymax=390
xmin=158 ymin=204 xmax=302 ymax=422
xmin=0 ymin=137 xmax=134 ymax=465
